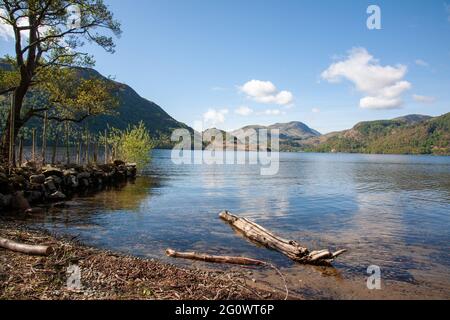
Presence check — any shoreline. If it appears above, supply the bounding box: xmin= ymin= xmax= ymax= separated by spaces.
xmin=0 ymin=222 xmax=285 ymax=300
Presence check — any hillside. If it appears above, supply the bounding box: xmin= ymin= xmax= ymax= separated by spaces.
xmin=230 ymin=121 xmax=321 ymax=151
xmin=0 ymin=65 xmax=192 ymax=147
xmin=303 ymin=113 xmax=450 ymax=155
xmin=69 ymin=68 xmax=192 ymax=142
xmin=203 ymin=122 xmax=321 ymax=151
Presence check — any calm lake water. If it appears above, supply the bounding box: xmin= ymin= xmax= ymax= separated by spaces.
xmin=19 ymin=150 xmax=450 ymax=299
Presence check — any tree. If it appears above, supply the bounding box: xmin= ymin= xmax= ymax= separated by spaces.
xmin=0 ymin=0 xmax=121 ymax=163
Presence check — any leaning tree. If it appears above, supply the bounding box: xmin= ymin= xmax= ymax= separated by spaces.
xmin=0 ymin=0 xmax=121 ymax=164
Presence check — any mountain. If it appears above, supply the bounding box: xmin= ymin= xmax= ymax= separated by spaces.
xmin=303 ymin=113 xmax=450 ymax=155
xmin=203 ymin=121 xmax=321 ymax=151
xmin=72 ymin=68 xmax=192 ymax=143
xmin=0 ymin=65 xmax=192 ymax=147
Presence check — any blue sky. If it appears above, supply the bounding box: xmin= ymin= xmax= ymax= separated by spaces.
xmin=1 ymin=0 xmax=450 ymax=133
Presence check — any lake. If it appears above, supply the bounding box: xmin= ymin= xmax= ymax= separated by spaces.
xmin=19 ymin=150 xmax=450 ymax=299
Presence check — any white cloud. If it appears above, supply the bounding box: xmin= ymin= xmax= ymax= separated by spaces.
xmin=0 ymin=9 xmax=16 ymax=40
xmin=0 ymin=9 xmax=56 ymax=41
xmin=240 ymin=80 xmax=294 ymax=106
xmin=312 ymin=108 xmax=321 ymax=113
xmin=413 ymin=94 xmax=436 ymax=104
xmin=415 ymin=59 xmax=429 ymax=67
xmin=321 ymin=47 xmax=411 ymax=110
xmin=235 ymin=106 xmax=253 ymax=116
xmin=203 ymin=108 xmax=229 ymax=127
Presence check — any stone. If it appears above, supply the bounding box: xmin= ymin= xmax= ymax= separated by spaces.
xmin=50 ymin=175 xmax=62 ymax=185
xmin=30 ymin=174 xmax=46 ymax=184
xmin=11 ymin=191 xmax=31 ymax=211
xmin=44 ymin=178 xmax=57 ymax=192
xmin=9 ymin=174 xmax=28 ymax=190
xmin=42 ymin=166 xmax=64 ymax=178
xmin=63 ymin=169 xmax=77 ymax=176
xmin=0 ymin=193 xmax=12 ymax=208
xmin=77 ymin=172 xmax=91 ymax=179
xmin=27 ymin=191 xmax=43 ymax=202
xmin=22 ymin=161 xmax=37 ymax=170
xmin=48 ymin=191 xmax=66 ymax=201
xmin=114 ymin=160 xmax=125 ymax=166
xmin=25 ymin=207 xmax=44 ymax=214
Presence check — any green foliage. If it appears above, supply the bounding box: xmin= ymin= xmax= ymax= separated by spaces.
xmin=108 ymin=122 xmax=154 ymax=170
xmin=306 ymin=113 xmax=450 ymax=155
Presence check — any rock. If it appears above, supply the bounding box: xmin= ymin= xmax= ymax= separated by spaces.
xmin=63 ymin=169 xmax=77 ymax=176
xmin=9 ymin=174 xmax=28 ymax=190
xmin=77 ymin=172 xmax=91 ymax=179
xmin=11 ymin=191 xmax=31 ymax=211
xmin=50 ymin=175 xmax=62 ymax=185
xmin=30 ymin=174 xmax=46 ymax=184
xmin=25 ymin=207 xmax=44 ymax=214
xmin=0 ymin=193 xmax=12 ymax=208
xmin=48 ymin=191 xmax=66 ymax=201
xmin=26 ymin=190 xmax=44 ymax=202
xmin=44 ymin=178 xmax=57 ymax=192
xmin=0 ymin=172 xmax=8 ymax=184
xmin=114 ymin=160 xmax=125 ymax=166
xmin=42 ymin=166 xmax=64 ymax=178
xmin=0 ymin=173 xmax=10 ymax=193
xmin=80 ymin=178 xmax=90 ymax=187
xmin=22 ymin=161 xmax=37 ymax=170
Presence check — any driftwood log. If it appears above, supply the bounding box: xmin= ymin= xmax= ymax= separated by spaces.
xmin=166 ymin=249 xmax=265 ymax=266
xmin=219 ymin=211 xmax=346 ymax=266
xmin=0 ymin=237 xmax=53 ymax=256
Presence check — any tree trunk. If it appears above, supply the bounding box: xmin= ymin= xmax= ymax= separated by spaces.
xmin=65 ymin=122 xmax=70 ymax=164
xmin=18 ymin=136 xmax=24 ymax=166
xmin=0 ymin=237 xmax=53 ymax=256
xmin=41 ymin=112 xmax=48 ymax=165
xmin=0 ymin=85 xmax=29 ymax=165
xmin=32 ymin=128 xmax=36 ymax=162
xmin=52 ymin=131 xmax=59 ymax=165
xmin=166 ymin=249 xmax=266 ymax=266
xmin=219 ymin=211 xmax=347 ymax=266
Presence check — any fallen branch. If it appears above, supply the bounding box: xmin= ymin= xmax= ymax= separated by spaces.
xmin=166 ymin=249 xmax=265 ymax=266
xmin=166 ymin=248 xmax=289 ymax=300
xmin=0 ymin=237 xmax=53 ymax=256
xmin=219 ymin=211 xmax=347 ymax=266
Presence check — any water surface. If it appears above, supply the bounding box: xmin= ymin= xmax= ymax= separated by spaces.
xmin=19 ymin=150 xmax=450 ymax=299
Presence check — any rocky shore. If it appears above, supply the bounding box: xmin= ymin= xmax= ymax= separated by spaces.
xmin=0 ymin=222 xmax=281 ymax=300
xmin=0 ymin=161 xmax=137 ymax=213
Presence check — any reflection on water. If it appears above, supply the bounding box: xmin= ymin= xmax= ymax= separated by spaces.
xmin=19 ymin=150 xmax=450 ymax=299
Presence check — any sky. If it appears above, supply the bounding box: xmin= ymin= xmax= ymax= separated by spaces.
xmin=1 ymin=0 xmax=450 ymax=134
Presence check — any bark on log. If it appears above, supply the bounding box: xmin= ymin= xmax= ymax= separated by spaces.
xmin=166 ymin=249 xmax=265 ymax=266
xmin=219 ymin=211 xmax=347 ymax=266
xmin=0 ymin=237 xmax=53 ymax=256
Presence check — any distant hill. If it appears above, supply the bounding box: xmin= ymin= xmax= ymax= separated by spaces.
xmin=303 ymin=113 xmax=450 ymax=155
xmin=393 ymin=114 xmax=432 ymax=124
xmin=203 ymin=121 xmax=321 ymax=151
